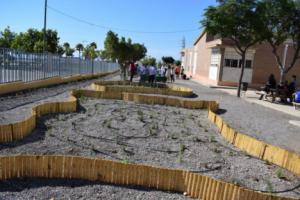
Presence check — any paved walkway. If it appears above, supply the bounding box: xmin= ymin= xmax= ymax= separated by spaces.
xmin=172 ymin=79 xmax=300 ymax=154
xmin=216 ymin=87 xmax=300 ymax=118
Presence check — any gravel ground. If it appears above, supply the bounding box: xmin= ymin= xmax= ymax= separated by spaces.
xmin=173 ymin=79 xmax=300 ymax=155
xmin=0 ymin=98 xmax=299 ymax=199
xmin=0 ymin=72 xmax=119 ymax=112
xmin=0 ymin=178 xmax=188 ymax=200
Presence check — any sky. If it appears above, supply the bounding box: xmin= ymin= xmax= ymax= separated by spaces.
xmin=0 ymin=0 xmax=216 ymax=60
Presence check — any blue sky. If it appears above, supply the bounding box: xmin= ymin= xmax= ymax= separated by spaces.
xmin=1 ymin=0 xmax=216 ymax=60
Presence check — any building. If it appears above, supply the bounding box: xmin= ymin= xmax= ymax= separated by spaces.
xmin=181 ymin=32 xmax=300 ymax=88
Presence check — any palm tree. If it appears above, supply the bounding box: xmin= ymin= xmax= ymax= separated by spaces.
xmin=63 ymin=42 xmax=74 ymax=57
xmin=76 ymin=43 xmax=84 ymax=58
xmin=90 ymin=42 xmax=97 ymax=49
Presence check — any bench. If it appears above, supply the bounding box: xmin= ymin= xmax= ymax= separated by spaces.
xmin=256 ymin=89 xmax=288 ymax=103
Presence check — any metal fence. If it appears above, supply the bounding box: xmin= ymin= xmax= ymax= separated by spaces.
xmin=0 ymin=48 xmax=119 ymax=84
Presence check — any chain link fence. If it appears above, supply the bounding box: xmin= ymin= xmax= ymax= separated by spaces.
xmin=0 ymin=48 xmax=119 ymax=84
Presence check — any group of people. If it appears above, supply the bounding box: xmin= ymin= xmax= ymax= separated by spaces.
xmin=259 ymin=74 xmax=297 ymax=102
xmin=129 ymin=62 xmax=187 ymax=83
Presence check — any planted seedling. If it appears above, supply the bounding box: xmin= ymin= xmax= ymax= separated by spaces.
xmin=266 ymin=179 xmax=274 ymax=193
xmin=137 ymin=109 xmax=145 ymax=122
xmin=115 ymin=131 xmax=120 ymax=145
xmin=276 ymin=169 xmax=288 ymax=180
xmin=177 ymin=144 xmax=186 ymax=163
xmin=209 ymin=136 xmax=217 ymax=143
xmin=213 ymin=148 xmax=222 ymax=154
xmin=188 ymin=113 xmax=193 ymax=119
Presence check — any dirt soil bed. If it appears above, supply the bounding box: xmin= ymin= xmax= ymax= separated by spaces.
xmin=0 ymin=98 xmax=299 ymax=199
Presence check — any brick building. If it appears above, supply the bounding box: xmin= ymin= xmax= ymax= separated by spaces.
xmin=181 ymin=32 xmax=300 ymax=88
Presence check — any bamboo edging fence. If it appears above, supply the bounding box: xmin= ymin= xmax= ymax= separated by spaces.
xmin=0 ymin=155 xmax=294 ymax=200
xmin=0 ymin=81 xmax=299 ymax=199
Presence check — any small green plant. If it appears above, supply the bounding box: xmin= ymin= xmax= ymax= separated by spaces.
xmin=276 ymin=169 xmax=287 ymax=180
xmin=178 ymin=144 xmax=186 ymax=163
xmin=209 ymin=136 xmax=217 ymax=143
xmin=103 ymin=118 xmax=112 ymax=128
xmin=137 ymin=109 xmax=144 ymax=122
xmin=79 ymin=95 xmax=87 ymax=104
xmin=122 ymin=158 xmax=130 ymax=164
xmin=149 ymin=111 xmax=156 ymax=119
xmin=115 ymin=131 xmax=120 ymax=145
xmin=266 ymin=179 xmax=274 ymax=193
xmin=213 ymin=148 xmax=222 ymax=154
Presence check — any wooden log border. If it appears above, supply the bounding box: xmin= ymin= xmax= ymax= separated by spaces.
xmin=0 ymin=155 xmax=294 ymax=200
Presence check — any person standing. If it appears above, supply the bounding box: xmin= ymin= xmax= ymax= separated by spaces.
xmin=170 ymin=66 xmax=175 ymax=83
xmin=148 ymin=65 xmax=156 ymax=84
xmin=138 ymin=64 xmax=146 ymax=82
xmin=129 ymin=62 xmax=136 ymax=82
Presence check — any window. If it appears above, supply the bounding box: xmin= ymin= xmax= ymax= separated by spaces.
xmin=231 ymin=59 xmax=238 ymax=68
xmin=245 ymin=60 xmax=252 ymax=68
xmin=225 ymin=59 xmax=231 ymax=67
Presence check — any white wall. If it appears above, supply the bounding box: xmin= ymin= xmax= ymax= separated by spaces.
xmin=222 ymin=48 xmax=255 ymax=83
xmin=222 ymin=68 xmax=253 ymax=83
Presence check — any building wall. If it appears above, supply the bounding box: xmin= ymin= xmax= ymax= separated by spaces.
xmin=182 ymin=33 xmax=300 ymax=88
xmin=221 ymin=48 xmax=255 ymax=83
xmin=252 ymin=43 xmax=300 ymax=87
xmin=181 ymin=33 xmax=216 ymax=83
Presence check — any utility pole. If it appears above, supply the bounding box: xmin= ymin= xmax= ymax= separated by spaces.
xmin=43 ymin=0 xmax=48 ymax=78
xmin=181 ymin=36 xmax=186 ymax=49
xmin=43 ymin=0 xmax=48 ymax=53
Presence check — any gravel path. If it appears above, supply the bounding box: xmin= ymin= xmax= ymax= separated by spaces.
xmin=0 ymin=72 xmax=119 ymax=112
xmin=0 ymin=98 xmax=299 ymax=199
xmin=0 ymin=178 xmax=188 ymax=200
xmin=173 ymin=79 xmax=300 ymax=155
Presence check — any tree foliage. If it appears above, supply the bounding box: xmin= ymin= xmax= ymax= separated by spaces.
xmin=10 ymin=28 xmax=60 ymax=53
xmin=101 ymin=30 xmax=147 ymax=63
xmin=162 ymin=56 xmax=175 ymax=64
xmin=76 ymin=43 xmax=84 ymax=58
xmin=83 ymin=42 xmax=99 ymax=60
xmin=63 ymin=42 xmax=74 ymax=57
xmin=0 ymin=27 xmax=16 ymax=48
xmin=257 ymin=0 xmax=300 ymax=82
xmin=142 ymin=56 xmax=156 ymax=66
xmin=202 ymin=0 xmax=261 ymax=97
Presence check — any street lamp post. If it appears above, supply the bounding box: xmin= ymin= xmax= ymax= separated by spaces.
xmin=43 ymin=0 xmax=48 ymax=78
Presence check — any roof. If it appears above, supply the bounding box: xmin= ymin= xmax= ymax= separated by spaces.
xmin=193 ymin=31 xmax=206 ymax=46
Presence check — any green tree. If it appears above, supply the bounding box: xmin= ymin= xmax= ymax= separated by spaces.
xmin=75 ymin=43 xmax=84 ymax=58
xmin=202 ymin=0 xmax=261 ymax=97
xmin=83 ymin=44 xmax=98 ymax=60
xmin=10 ymin=28 xmax=59 ymax=53
xmin=103 ymin=30 xmax=120 ymax=62
xmin=131 ymin=43 xmax=147 ymax=62
xmin=257 ymin=0 xmax=300 ymax=82
xmin=0 ymin=27 xmax=16 ymax=48
xmin=142 ymin=56 xmax=156 ymax=66
xmin=101 ymin=30 xmax=147 ymax=79
xmin=162 ymin=56 xmax=175 ymax=64
xmin=57 ymin=45 xmax=64 ymax=56
xmin=63 ymin=42 xmax=74 ymax=57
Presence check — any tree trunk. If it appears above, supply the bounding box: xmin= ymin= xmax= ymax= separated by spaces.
xmin=237 ymin=53 xmax=246 ymax=98
xmin=279 ymin=69 xmax=285 ymax=84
